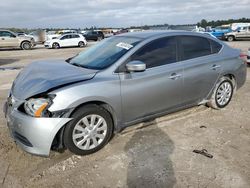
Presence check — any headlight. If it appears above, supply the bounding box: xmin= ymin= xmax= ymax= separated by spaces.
xmin=24 ymin=98 xmax=52 ymax=117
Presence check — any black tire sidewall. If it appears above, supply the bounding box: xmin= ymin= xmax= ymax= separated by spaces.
xmin=215 ymin=80 xmax=233 ymax=108
xmin=63 ymin=105 xmax=113 ymax=155
xmin=52 ymin=43 xmax=59 ymax=49
xmin=228 ymin=36 xmax=234 ymax=42
xmin=78 ymin=41 xmax=84 ymax=47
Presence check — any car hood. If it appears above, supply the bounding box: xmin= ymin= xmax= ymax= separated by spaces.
xmin=12 ymin=60 xmax=98 ymax=100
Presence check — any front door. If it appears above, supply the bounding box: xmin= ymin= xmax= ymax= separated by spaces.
xmin=119 ymin=37 xmax=184 ymax=124
xmin=0 ymin=31 xmax=18 ymax=47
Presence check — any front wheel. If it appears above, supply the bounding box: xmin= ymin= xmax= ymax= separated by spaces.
xmin=63 ymin=105 xmax=113 ymax=155
xmin=21 ymin=41 xmax=31 ymax=50
xmin=52 ymin=42 xmax=60 ymax=49
xmin=207 ymin=77 xmax=234 ymax=109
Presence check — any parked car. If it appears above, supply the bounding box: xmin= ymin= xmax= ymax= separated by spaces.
xmin=44 ymin=33 xmax=87 ymax=49
xmin=224 ymin=26 xmax=250 ymax=41
xmin=83 ymin=31 xmax=104 ymax=41
xmin=28 ymin=30 xmax=46 ymax=43
xmin=4 ymin=31 xmax=246 ymax=156
xmin=0 ymin=30 xmax=35 ymax=50
xmin=207 ymin=26 xmax=232 ymax=39
xmin=114 ymin=29 xmax=129 ymax=35
xmin=16 ymin=32 xmax=26 ymax=36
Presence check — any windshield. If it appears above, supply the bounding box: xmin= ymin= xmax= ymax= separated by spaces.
xmin=69 ymin=36 xmax=142 ymax=70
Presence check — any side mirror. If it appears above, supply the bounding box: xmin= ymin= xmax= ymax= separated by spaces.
xmin=126 ymin=60 xmax=146 ymax=72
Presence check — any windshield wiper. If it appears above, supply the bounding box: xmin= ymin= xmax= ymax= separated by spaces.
xmin=70 ymin=62 xmax=96 ymax=70
xmin=70 ymin=62 xmax=84 ymax=68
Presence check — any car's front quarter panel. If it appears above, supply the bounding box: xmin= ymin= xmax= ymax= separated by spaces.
xmin=4 ymin=95 xmax=72 ymax=156
xmin=48 ymin=72 xmax=122 ymax=129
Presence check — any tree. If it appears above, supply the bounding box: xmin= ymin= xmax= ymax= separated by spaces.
xmin=199 ymin=19 xmax=208 ymax=28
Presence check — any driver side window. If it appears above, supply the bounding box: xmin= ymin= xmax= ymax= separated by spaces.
xmin=0 ymin=31 xmax=15 ymax=38
xmin=130 ymin=37 xmax=177 ymax=69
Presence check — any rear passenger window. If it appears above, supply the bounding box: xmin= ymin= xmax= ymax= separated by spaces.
xmin=210 ymin=40 xmax=222 ymax=54
xmin=131 ymin=37 xmax=177 ymax=68
xmin=61 ymin=35 xmax=70 ymax=40
xmin=72 ymin=34 xmax=80 ymax=38
xmin=180 ymin=36 xmax=211 ymax=60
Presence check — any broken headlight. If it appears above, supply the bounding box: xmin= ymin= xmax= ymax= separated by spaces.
xmin=24 ymin=97 xmax=52 ymax=117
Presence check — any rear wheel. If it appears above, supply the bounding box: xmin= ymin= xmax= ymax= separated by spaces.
xmin=227 ymin=36 xmax=234 ymax=42
xmin=207 ymin=77 xmax=234 ymax=109
xmin=21 ymin=41 xmax=31 ymax=50
xmin=97 ymin=36 xmax=102 ymax=41
xmin=63 ymin=105 xmax=113 ymax=155
xmin=78 ymin=41 xmax=85 ymax=47
xmin=52 ymin=42 xmax=60 ymax=49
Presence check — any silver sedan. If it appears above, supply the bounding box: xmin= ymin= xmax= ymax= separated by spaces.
xmin=4 ymin=31 xmax=247 ymax=156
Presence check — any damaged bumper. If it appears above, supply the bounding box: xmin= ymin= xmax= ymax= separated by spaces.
xmin=4 ymin=102 xmax=72 ymax=156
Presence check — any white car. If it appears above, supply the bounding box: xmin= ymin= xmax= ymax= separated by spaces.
xmin=44 ymin=33 xmax=87 ymax=49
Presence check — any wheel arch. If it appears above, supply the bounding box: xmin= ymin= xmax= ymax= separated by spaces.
xmin=69 ymin=101 xmax=118 ymax=130
xmin=205 ymin=73 xmax=236 ymax=102
xmin=20 ymin=40 xmax=31 ymax=47
xmin=222 ymin=73 xmax=236 ymax=91
xmin=51 ymin=100 xmax=118 ymax=152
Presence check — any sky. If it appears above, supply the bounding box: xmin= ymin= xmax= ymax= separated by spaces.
xmin=0 ymin=0 xmax=249 ymax=28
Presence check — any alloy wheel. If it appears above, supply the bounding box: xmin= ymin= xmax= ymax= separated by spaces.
xmin=216 ymin=81 xmax=233 ymax=106
xmin=72 ymin=114 xmax=107 ymax=150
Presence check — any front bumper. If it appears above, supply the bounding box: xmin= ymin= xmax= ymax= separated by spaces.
xmin=4 ymin=102 xmax=72 ymax=156
xmin=44 ymin=44 xmax=52 ymax=48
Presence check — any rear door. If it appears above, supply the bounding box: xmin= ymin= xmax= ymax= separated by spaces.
xmin=71 ymin=34 xmax=80 ymax=46
xmin=120 ymin=37 xmax=184 ymax=123
xmin=178 ymin=35 xmax=223 ymax=105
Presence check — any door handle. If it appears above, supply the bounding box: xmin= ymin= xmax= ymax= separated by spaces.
xmin=211 ymin=64 xmax=221 ymax=70
xmin=168 ymin=73 xmax=182 ymax=80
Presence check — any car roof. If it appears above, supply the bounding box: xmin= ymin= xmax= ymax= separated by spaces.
xmin=0 ymin=29 xmax=13 ymax=32
xmin=116 ymin=30 xmax=215 ymax=40
xmin=61 ymin=33 xmax=80 ymax=36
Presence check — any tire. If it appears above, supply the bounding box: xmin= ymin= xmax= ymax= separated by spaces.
xmin=78 ymin=41 xmax=85 ymax=47
xmin=207 ymin=77 xmax=234 ymax=109
xmin=227 ymin=36 xmax=234 ymax=42
xmin=52 ymin=42 xmax=60 ymax=49
xmin=21 ymin=41 xmax=31 ymax=50
xmin=97 ymin=37 xmax=102 ymax=41
xmin=63 ymin=104 xmax=113 ymax=155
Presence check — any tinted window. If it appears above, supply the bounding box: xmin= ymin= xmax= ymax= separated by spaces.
xmin=60 ymin=35 xmax=70 ymax=40
xmin=180 ymin=36 xmax=211 ymax=60
xmin=210 ymin=40 xmax=222 ymax=54
xmin=0 ymin=31 xmax=15 ymax=37
xmin=131 ymin=37 xmax=177 ymax=68
xmin=71 ymin=34 xmax=80 ymax=38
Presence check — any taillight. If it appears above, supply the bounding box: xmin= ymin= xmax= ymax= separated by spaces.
xmin=240 ymin=52 xmax=247 ymax=64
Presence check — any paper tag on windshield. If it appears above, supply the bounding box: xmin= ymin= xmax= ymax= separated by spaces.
xmin=116 ymin=42 xmax=133 ymax=50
